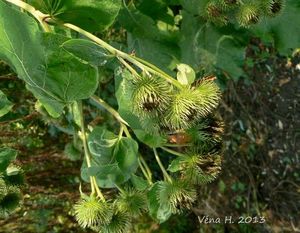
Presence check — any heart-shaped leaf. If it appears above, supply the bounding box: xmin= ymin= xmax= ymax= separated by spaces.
xmin=114 ymin=137 xmax=139 ymax=175
xmin=28 ymin=0 xmax=121 ymax=32
xmin=0 ymin=2 xmax=99 ymax=117
xmin=88 ymin=126 xmax=118 ymax=163
xmin=147 ymin=182 xmax=172 ymax=223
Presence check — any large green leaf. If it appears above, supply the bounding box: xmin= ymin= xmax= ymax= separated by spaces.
xmin=0 ymin=91 xmax=13 ymax=118
xmin=88 ymin=126 xmax=118 ymax=164
xmin=28 ymin=0 xmax=121 ymax=32
xmin=114 ymin=67 xmax=167 ymax=147
xmin=114 ymin=137 xmax=139 ymax=175
xmin=87 ymin=163 xmax=126 ymax=188
xmin=86 ymin=127 xmax=139 ymax=188
xmin=0 ymin=148 xmax=17 ymax=172
xmin=147 ymin=182 xmax=172 ymax=223
xmin=0 ymin=2 xmax=99 ymax=117
xmin=61 ymin=39 xmax=114 ymax=66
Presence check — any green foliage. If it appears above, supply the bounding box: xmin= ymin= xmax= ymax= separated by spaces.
xmin=96 ymin=207 xmax=131 ymax=233
xmin=88 ymin=126 xmax=118 ymax=162
xmin=62 ymin=39 xmax=114 ymax=66
xmin=64 ymin=142 xmax=82 ymax=161
xmin=115 ymin=188 xmax=147 ymax=216
xmin=0 ymin=90 xmax=13 ymax=117
xmin=147 ymin=182 xmax=172 ymax=223
xmin=0 ymin=2 xmax=99 ymax=117
xmin=74 ymin=195 xmax=112 ymax=228
xmin=28 ymin=0 xmax=121 ymax=32
xmin=251 ymin=0 xmax=300 ymax=54
xmin=114 ymin=137 xmax=139 ymax=175
xmin=169 ymin=152 xmax=222 ymax=185
xmin=157 ymin=180 xmax=196 ymax=213
xmin=130 ymin=174 xmax=149 ymax=191
xmin=176 ymin=64 xmax=196 ymax=85
xmin=84 ymin=126 xmax=139 ymax=188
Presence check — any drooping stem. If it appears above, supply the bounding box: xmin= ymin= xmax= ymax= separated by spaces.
xmin=90 ymin=95 xmax=128 ymax=126
xmin=122 ymin=124 xmax=131 ymax=138
xmin=62 ymin=23 xmax=182 ymax=88
xmin=153 ymin=148 xmax=172 ymax=183
xmin=122 ymin=124 xmax=153 ymax=184
xmin=117 ymin=56 xmax=141 ymax=78
xmin=139 ymin=155 xmax=152 ymax=183
xmin=90 ymin=96 xmax=153 ymax=184
xmin=92 ymin=177 xmax=105 ymax=200
xmin=161 ymin=147 xmax=185 ymax=157
xmin=114 ymin=183 xmax=125 ymax=194
xmin=78 ymin=101 xmax=105 ymax=201
xmin=163 ymin=143 xmax=192 ymax=147
xmin=137 ymin=157 xmax=152 ymax=185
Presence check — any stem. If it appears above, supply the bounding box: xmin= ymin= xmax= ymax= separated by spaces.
xmin=90 ymin=95 xmax=128 ymax=126
xmin=63 ymin=23 xmax=182 ymax=88
xmin=78 ymin=102 xmax=92 ymax=168
xmin=91 ymin=95 xmax=154 ymax=184
xmin=161 ymin=147 xmax=185 ymax=157
xmin=118 ymin=124 xmax=124 ymax=140
xmin=122 ymin=124 xmax=131 ymax=138
xmin=114 ymin=183 xmax=125 ymax=194
xmin=78 ymin=101 xmax=105 ymax=201
xmin=4 ymin=0 xmax=182 ymax=87
xmin=153 ymin=148 xmax=172 ymax=183
xmin=92 ymin=177 xmax=105 ymax=200
xmin=139 ymin=156 xmax=152 ymax=182
xmin=117 ymin=56 xmax=140 ymax=78
xmin=132 ymin=55 xmax=179 ymax=85
xmin=163 ymin=143 xmax=192 ymax=147
xmin=138 ymin=158 xmax=152 ymax=185
xmin=4 ymin=0 xmax=51 ymax=32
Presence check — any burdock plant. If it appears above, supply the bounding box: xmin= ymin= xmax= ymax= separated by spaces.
xmin=236 ymin=3 xmax=260 ymax=27
xmin=96 ymin=206 xmax=131 ymax=233
xmin=262 ymin=0 xmax=285 ymax=17
xmin=167 ymin=151 xmax=222 ymax=186
xmin=157 ymin=180 xmax=197 ymax=213
xmin=115 ymin=188 xmax=147 ymax=217
xmin=164 ymin=79 xmax=221 ymax=130
xmin=74 ymin=194 xmax=112 ymax=229
xmin=131 ymin=75 xmax=172 ymax=115
xmin=202 ymin=0 xmax=285 ymax=27
xmin=0 ymin=0 xmax=291 ymax=231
